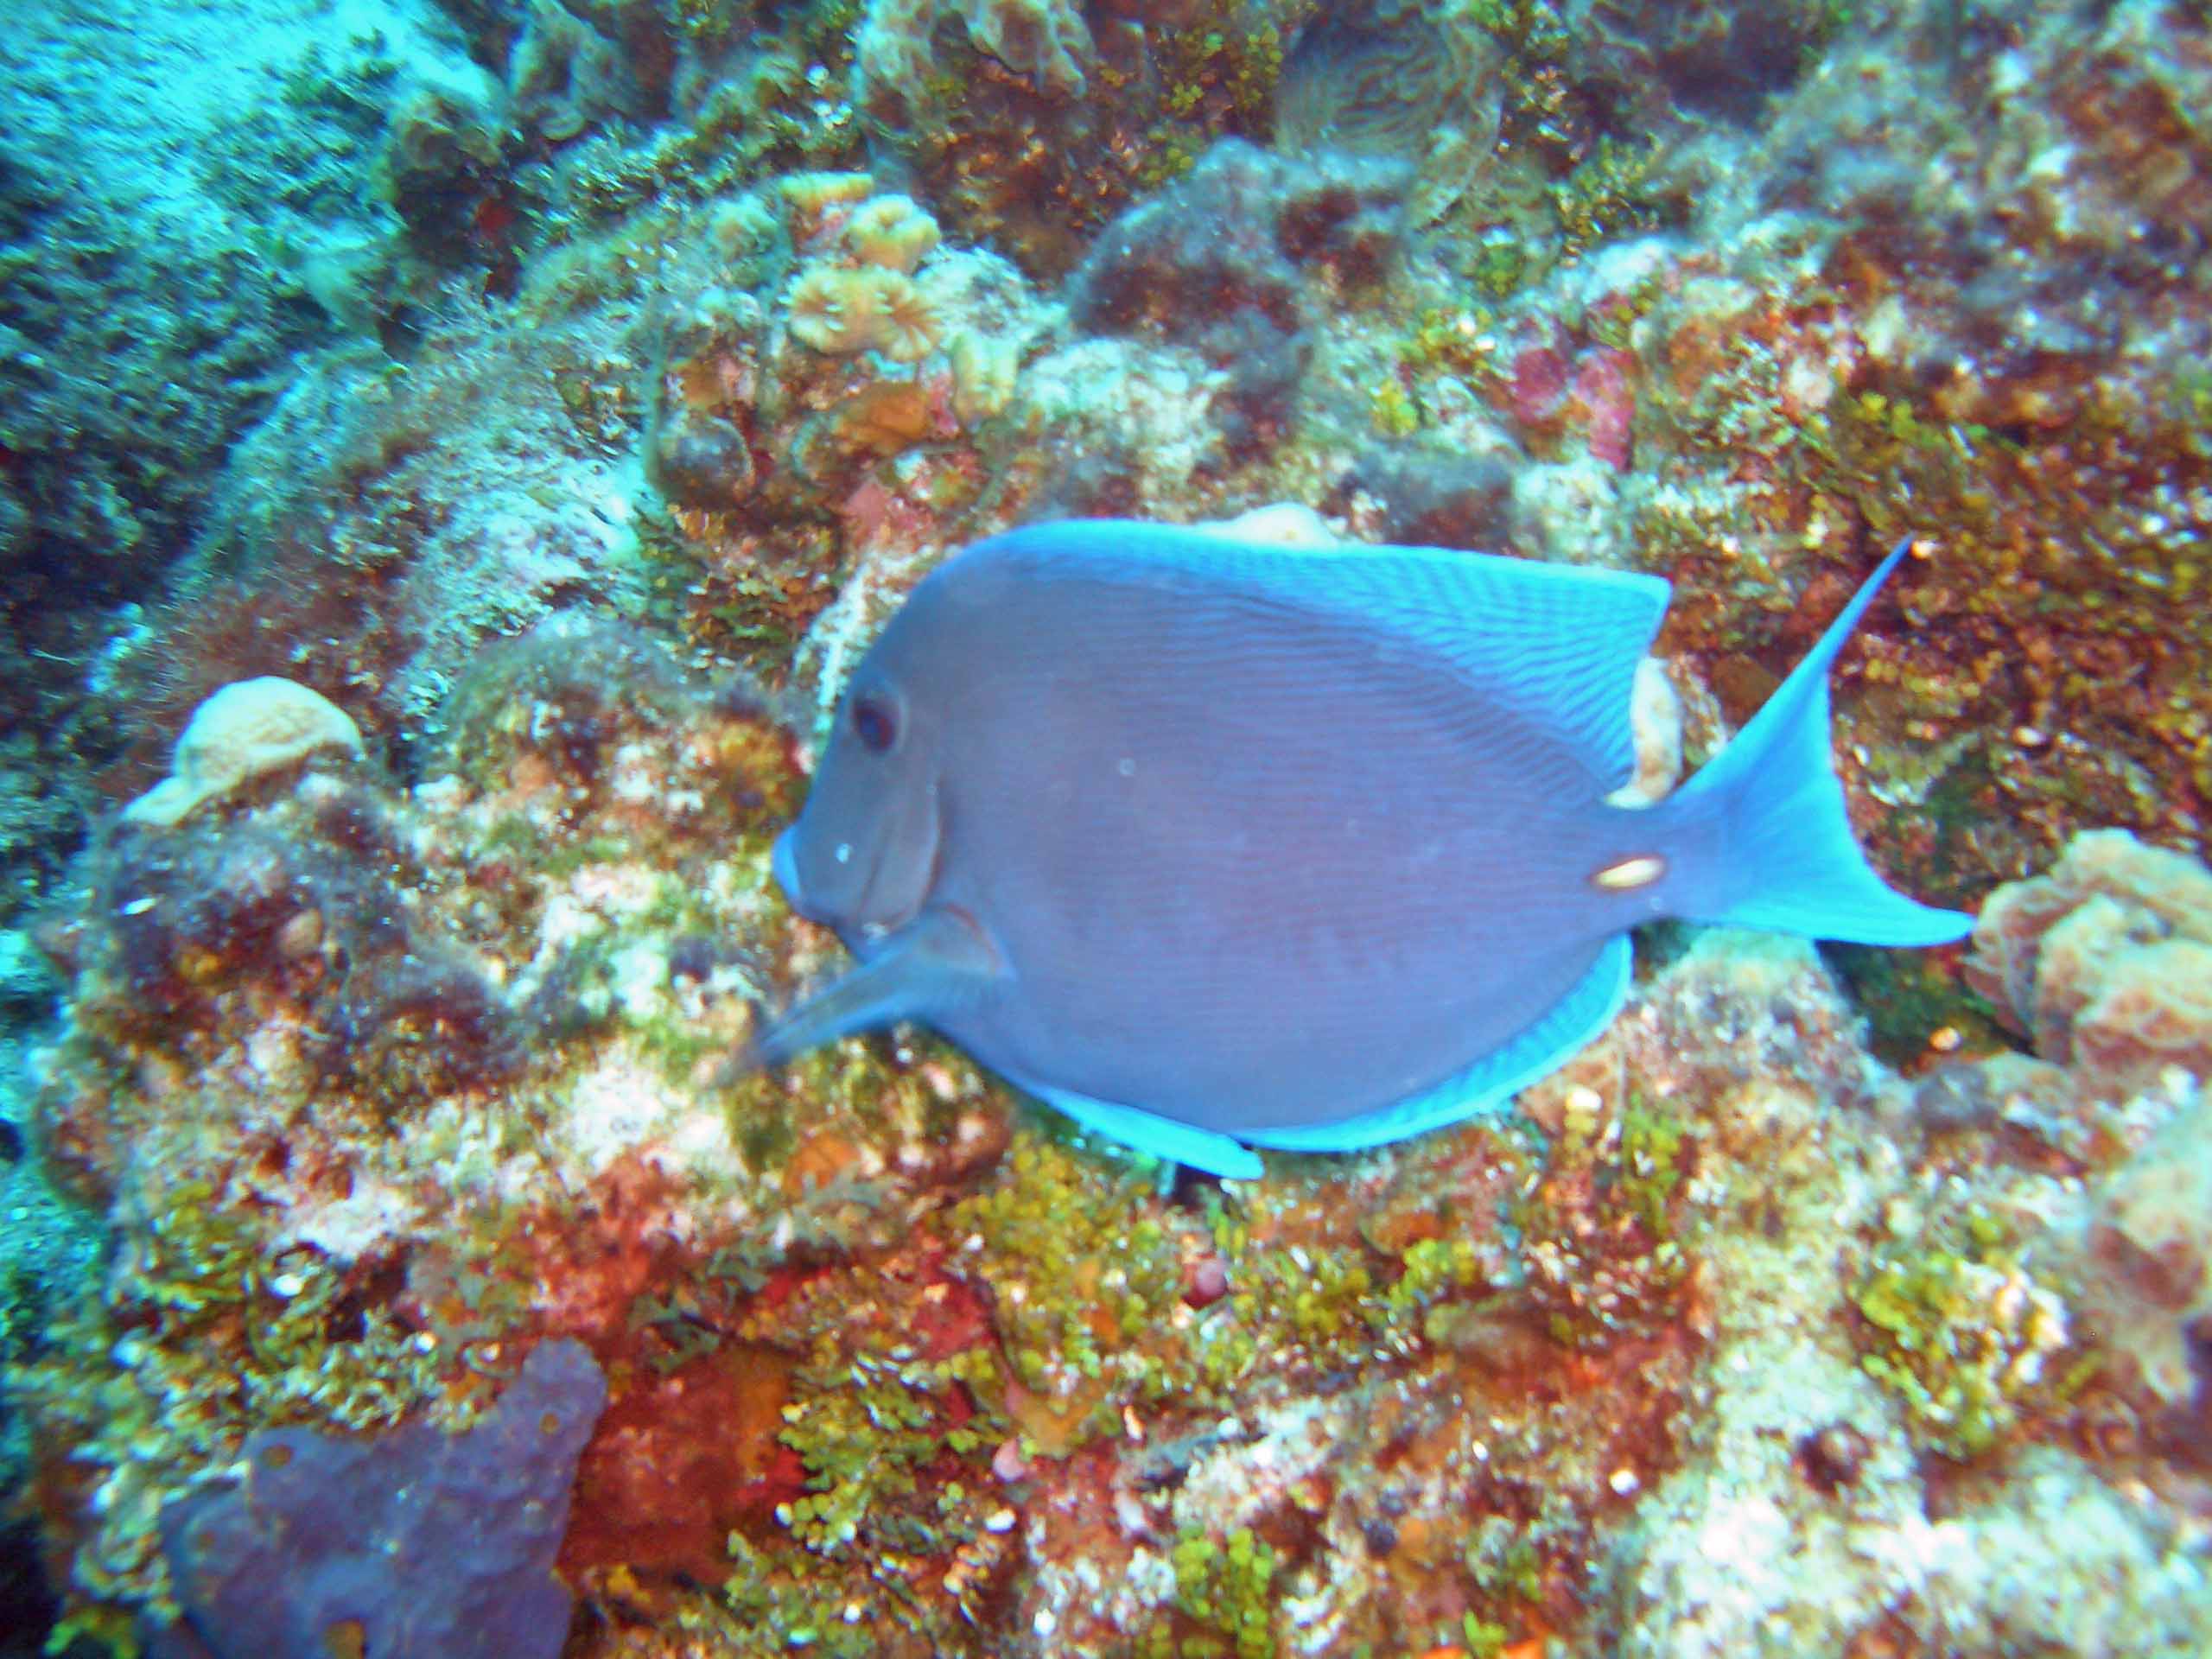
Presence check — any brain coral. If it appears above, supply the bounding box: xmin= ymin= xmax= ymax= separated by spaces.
xmin=786 ymin=264 xmax=885 ymax=355
xmin=1967 ymin=830 xmax=2212 ymax=1090
xmin=846 ymin=193 xmax=941 ymax=272
xmin=123 ymin=677 xmax=364 ymax=830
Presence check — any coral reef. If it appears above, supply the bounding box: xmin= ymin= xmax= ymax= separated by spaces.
xmin=1070 ymin=137 xmax=1410 ymax=457
xmin=11 ymin=0 xmax=2212 ymax=1653
xmin=1964 ymin=830 xmax=2212 ymax=1422
xmin=2073 ymin=1092 xmax=2212 ymax=1411
xmin=856 ymin=0 xmax=1096 ymax=117
xmin=1274 ymin=0 xmax=1505 ymax=226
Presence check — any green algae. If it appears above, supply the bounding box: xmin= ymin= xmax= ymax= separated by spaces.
xmin=1551 ymin=136 xmax=1666 ymax=257
xmin=1142 ymin=1525 xmax=1280 ymax=1659
xmin=1370 ymin=378 xmax=1423 ymax=438
xmin=1135 ymin=0 xmax=1292 ymax=188
xmin=944 ymin=1137 xmax=1218 ymax=1443
xmin=1506 ymin=1090 xmax=1697 ymax=1352
xmin=1614 ymin=1097 xmax=1690 ymax=1241
xmin=1852 ymin=1204 xmax=2075 ymax=1460
xmin=711 ymin=1255 xmax=1017 ymax=1651
xmin=16 ymin=1175 xmax=451 ymax=1640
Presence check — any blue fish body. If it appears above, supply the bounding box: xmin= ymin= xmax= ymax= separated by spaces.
xmin=758 ymin=520 xmax=1972 ymax=1178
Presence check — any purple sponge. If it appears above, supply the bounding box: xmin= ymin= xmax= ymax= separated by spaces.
xmin=149 ymin=1338 xmax=606 ymax=1659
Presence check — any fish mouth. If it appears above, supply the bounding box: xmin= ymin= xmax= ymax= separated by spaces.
xmin=855 ymin=790 xmax=944 ymax=944
xmin=773 ymin=788 xmax=942 ymax=941
xmin=855 ymin=837 xmax=930 ymax=942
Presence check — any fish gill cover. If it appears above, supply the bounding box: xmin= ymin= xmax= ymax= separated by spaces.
xmin=1 ymin=2 xmax=2210 ymax=1658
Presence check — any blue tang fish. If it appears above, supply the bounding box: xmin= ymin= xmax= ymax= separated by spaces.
xmin=755 ymin=520 xmax=1971 ymax=1179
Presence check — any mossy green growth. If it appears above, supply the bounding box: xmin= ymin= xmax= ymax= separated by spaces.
xmin=1396 ymin=306 xmax=1505 ymax=381
xmin=1135 ymin=0 xmax=1293 ymax=186
xmin=744 ymin=1278 xmax=1009 ymax=1565
xmin=1550 ymin=135 xmax=1666 ymax=256
xmin=1853 ymin=1204 xmax=2075 ymax=1459
xmin=711 ymin=1244 xmax=1026 ymax=1651
xmin=671 ymin=0 xmax=744 ymax=42
xmin=16 ymin=1174 xmax=449 ymax=1639
xmin=1505 ymin=1092 xmax=1695 ymax=1351
xmin=1140 ymin=1526 xmax=1280 ymax=1659
xmin=1465 ymin=1515 xmax=1546 ymax=1604
xmin=943 ymin=1137 xmax=1207 ymax=1444
xmin=1370 ymin=378 xmax=1422 ymax=438
xmin=725 ymin=1029 xmax=989 ymax=1179
xmin=1385 ymin=1234 xmax=1482 ymax=1313
xmin=538 ymin=831 xmax=638 ymax=880
xmin=1464 ymin=0 xmax=1573 ymax=153
xmin=1386 ymin=305 xmax=1509 ymax=431
xmin=1613 ymin=1097 xmax=1689 ymax=1239
xmin=1464 ymin=238 xmax=1533 ymax=301
xmin=1278 ymin=1243 xmax=1382 ymax=1351
xmin=719 ymin=1529 xmax=892 ymax=1658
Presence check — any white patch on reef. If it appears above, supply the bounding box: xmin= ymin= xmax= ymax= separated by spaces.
xmin=273 ymin=1173 xmax=422 ymax=1262
xmin=555 ymin=1046 xmax=736 ymax=1184
xmin=537 ymin=893 xmax=606 ymax=955
xmin=567 ymin=861 xmax=658 ymax=917
xmin=608 ymin=940 xmax=669 ymax=1021
xmin=1174 ymin=1393 xmax=1343 ymax=1535
xmin=563 ymin=1051 xmax=680 ymax=1174
xmin=1573 ymin=235 xmax=1677 ymax=310
xmin=1512 ymin=457 xmax=1629 ymax=569
xmin=607 ymin=741 xmax=660 ymax=804
xmin=1019 ymin=336 xmax=1224 ymax=514
xmin=244 ymin=1020 xmax=305 ymax=1088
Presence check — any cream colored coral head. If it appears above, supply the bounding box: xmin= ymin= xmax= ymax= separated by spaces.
xmin=859 ymin=268 xmax=942 ymax=365
xmin=786 ymin=266 xmax=884 ymax=355
xmin=846 ymin=194 xmax=940 ymax=273
xmin=124 ymin=677 xmax=365 ymax=829
xmin=779 ymin=170 xmax=876 ymax=236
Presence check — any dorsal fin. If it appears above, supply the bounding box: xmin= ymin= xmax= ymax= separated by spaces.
xmin=1004 ymin=519 xmax=1674 ymax=791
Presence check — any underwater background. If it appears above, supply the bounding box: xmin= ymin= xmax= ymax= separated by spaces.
xmin=2 ymin=0 xmax=2211 ymax=1653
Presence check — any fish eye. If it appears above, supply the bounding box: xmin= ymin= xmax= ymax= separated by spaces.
xmin=851 ymin=694 xmax=898 ymax=754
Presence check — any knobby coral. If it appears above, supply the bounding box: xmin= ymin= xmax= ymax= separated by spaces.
xmin=1967 ymin=830 xmax=2212 ymax=1090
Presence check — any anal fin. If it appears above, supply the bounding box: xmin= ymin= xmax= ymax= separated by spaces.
xmin=1021 ymin=1082 xmax=1266 ymax=1181
xmin=1244 ymin=937 xmax=1630 ymax=1154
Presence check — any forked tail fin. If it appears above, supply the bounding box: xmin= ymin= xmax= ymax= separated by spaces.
xmin=1664 ymin=540 xmax=1974 ymax=946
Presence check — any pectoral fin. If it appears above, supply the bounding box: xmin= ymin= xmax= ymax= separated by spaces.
xmin=729 ymin=906 xmax=1006 ymax=1076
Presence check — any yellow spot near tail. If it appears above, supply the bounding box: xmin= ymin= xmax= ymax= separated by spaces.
xmin=1591 ymin=854 xmax=1667 ymax=891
